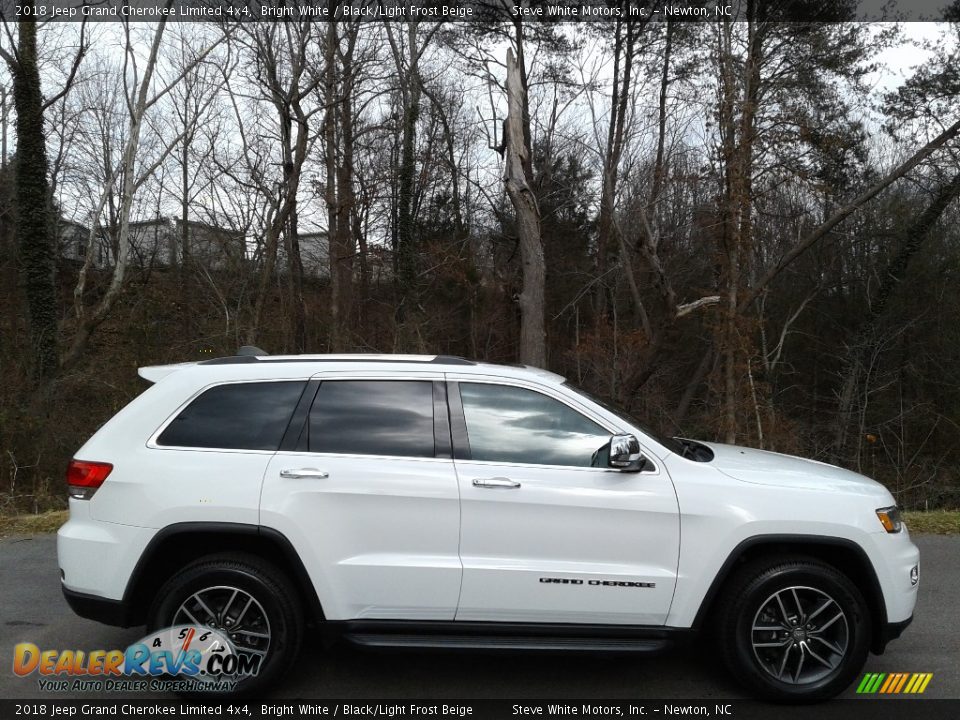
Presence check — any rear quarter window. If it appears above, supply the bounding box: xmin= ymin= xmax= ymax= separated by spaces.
xmin=156 ymin=381 xmax=306 ymax=451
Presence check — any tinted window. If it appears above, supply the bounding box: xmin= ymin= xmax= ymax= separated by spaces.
xmin=459 ymin=383 xmax=611 ymax=467
xmin=309 ymin=381 xmax=435 ymax=458
xmin=562 ymin=381 xmax=684 ymax=456
xmin=157 ymin=381 xmax=305 ymax=450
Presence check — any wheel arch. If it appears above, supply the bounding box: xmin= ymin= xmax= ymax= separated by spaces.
xmin=692 ymin=534 xmax=887 ymax=652
xmin=122 ymin=522 xmax=325 ymax=627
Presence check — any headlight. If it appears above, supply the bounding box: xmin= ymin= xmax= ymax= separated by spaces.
xmin=876 ymin=506 xmax=903 ymax=533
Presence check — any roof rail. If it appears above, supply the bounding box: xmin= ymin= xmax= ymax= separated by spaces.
xmin=201 ymin=355 xmax=260 ymax=365
xmin=198 ymin=352 xmax=477 ymax=367
xmin=430 ymin=355 xmax=475 ymax=365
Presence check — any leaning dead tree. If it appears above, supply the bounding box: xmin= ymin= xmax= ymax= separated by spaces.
xmin=502 ymin=46 xmax=545 ymax=368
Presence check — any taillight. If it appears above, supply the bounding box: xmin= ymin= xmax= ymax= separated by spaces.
xmin=66 ymin=460 xmax=113 ymax=500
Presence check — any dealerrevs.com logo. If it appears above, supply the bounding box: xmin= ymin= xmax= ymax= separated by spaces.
xmin=12 ymin=625 xmax=261 ymax=693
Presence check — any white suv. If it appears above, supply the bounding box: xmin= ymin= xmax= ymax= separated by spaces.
xmin=57 ymin=350 xmax=919 ymax=700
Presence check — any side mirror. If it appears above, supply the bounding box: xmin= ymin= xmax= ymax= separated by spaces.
xmin=608 ymin=434 xmax=646 ymax=472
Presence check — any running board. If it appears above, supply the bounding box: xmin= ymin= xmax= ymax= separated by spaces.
xmin=346 ymin=633 xmax=670 ymax=653
xmin=334 ymin=621 xmax=682 ymax=654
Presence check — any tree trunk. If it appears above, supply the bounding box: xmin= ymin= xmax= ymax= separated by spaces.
xmin=395 ymin=23 xmax=422 ymax=325
xmin=242 ymin=23 xmax=313 ymax=351
xmin=324 ymin=22 xmax=341 ymax=350
xmin=717 ymin=9 xmax=760 ymax=444
xmin=504 ymin=46 xmax=546 ymax=368
xmin=598 ymin=18 xmax=639 ymax=332
xmin=333 ymin=26 xmax=358 ymax=351
xmin=280 ymin=110 xmax=306 ymax=353
xmin=180 ymin=83 xmax=191 ymax=271
xmin=9 ymin=21 xmax=57 ymax=380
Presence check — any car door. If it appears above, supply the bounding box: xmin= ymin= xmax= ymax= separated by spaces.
xmin=450 ymin=376 xmax=680 ymax=625
xmin=259 ymin=372 xmax=462 ymax=621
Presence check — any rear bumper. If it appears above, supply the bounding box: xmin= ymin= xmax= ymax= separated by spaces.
xmin=57 ymin=501 xmax=155 ymax=600
xmin=872 ymin=615 xmax=913 ymax=654
xmin=62 ymin=585 xmax=137 ymax=628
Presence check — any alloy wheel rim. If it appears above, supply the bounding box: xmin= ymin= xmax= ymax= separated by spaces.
xmin=750 ymin=585 xmax=848 ymax=685
xmin=173 ymin=585 xmax=272 ymax=661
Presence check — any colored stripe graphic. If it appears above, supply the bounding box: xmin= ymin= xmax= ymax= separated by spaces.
xmin=893 ymin=673 xmax=909 ymax=693
xmin=856 ymin=672 xmax=932 ymax=694
xmin=857 ymin=673 xmax=878 ymax=693
xmin=879 ymin=674 xmax=895 ymax=693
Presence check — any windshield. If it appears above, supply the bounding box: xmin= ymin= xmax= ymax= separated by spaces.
xmin=562 ymin=381 xmax=685 ymax=456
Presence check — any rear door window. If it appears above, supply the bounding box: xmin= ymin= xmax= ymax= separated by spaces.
xmin=308 ymin=380 xmax=436 ymax=458
xmin=157 ymin=381 xmax=306 ymax=451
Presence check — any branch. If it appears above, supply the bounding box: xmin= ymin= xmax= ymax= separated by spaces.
xmin=144 ymin=25 xmax=235 ymax=111
xmin=741 ymin=117 xmax=960 ymax=311
xmin=766 ymin=285 xmax=819 ymax=370
xmin=676 ymin=296 xmax=721 ymax=318
xmin=41 ymin=19 xmax=88 ymax=112
xmin=0 ymin=14 xmax=18 ymax=68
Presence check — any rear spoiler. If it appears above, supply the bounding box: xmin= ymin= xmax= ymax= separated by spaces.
xmin=138 ymin=347 xmax=267 ymax=383
xmin=138 ymin=362 xmax=196 ymax=384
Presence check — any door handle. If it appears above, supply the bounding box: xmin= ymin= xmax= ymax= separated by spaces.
xmin=472 ymin=477 xmax=521 ymax=489
xmin=280 ymin=468 xmax=329 ymax=480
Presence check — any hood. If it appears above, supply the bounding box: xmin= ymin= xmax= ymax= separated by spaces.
xmin=698 ymin=441 xmax=891 ymax=498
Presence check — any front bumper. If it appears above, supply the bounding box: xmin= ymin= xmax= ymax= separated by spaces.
xmin=866 ymin=528 xmax=919 ymax=624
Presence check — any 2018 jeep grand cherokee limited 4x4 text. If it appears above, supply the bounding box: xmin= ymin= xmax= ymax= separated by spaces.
xmin=57 ymin=350 xmax=919 ymax=700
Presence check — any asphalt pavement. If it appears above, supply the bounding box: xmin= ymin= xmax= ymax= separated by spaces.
xmin=0 ymin=533 xmax=957 ymax=701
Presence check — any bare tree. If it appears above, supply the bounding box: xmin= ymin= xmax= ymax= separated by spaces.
xmin=502 ymin=45 xmax=545 ymax=368
xmin=323 ymin=21 xmax=365 ymax=351
xmin=384 ymin=21 xmax=441 ymax=335
xmin=63 ymin=13 xmax=229 ymax=368
xmin=233 ymin=21 xmax=321 ymax=351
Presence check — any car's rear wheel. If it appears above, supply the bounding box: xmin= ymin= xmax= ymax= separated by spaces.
xmin=716 ymin=557 xmax=871 ymax=702
xmin=147 ymin=553 xmax=303 ymax=696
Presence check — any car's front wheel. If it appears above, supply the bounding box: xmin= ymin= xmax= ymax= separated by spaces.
xmin=147 ymin=553 xmax=303 ymax=696
xmin=716 ymin=557 xmax=871 ymax=702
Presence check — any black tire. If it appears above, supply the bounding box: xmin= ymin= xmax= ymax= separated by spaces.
xmin=147 ymin=553 xmax=303 ymax=697
xmin=715 ymin=556 xmax=871 ymax=702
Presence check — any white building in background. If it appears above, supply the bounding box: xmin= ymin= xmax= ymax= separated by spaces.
xmin=55 ymin=219 xmax=112 ymax=269
xmin=123 ymin=218 xmax=176 ymax=267
xmin=124 ymin=218 xmax=245 ymax=270
xmin=56 ymin=217 xmax=245 ymax=271
xmin=275 ymin=230 xmax=329 ymax=279
xmin=297 ymin=231 xmax=329 ymax=278
xmin=280 ymin=231 xmax=393 ymax=284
